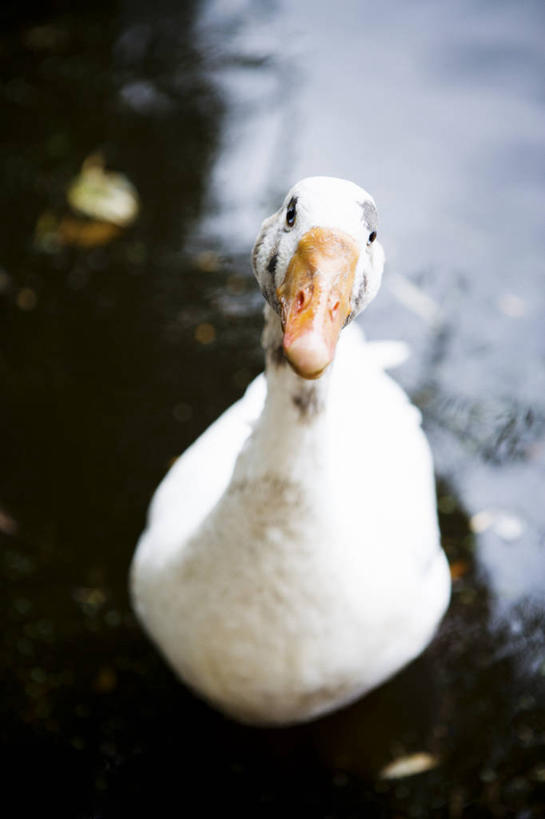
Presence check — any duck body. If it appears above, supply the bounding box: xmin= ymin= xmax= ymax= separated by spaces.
xmin=130 ymin=177 xmax=451 ymax=725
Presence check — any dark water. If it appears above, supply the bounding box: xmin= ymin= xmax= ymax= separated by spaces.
xmin=1 ymin=1 xmax=544 ymax=816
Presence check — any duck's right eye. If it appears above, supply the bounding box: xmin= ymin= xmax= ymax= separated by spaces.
xmin=286 ymin=198 xmax=297 ymax=228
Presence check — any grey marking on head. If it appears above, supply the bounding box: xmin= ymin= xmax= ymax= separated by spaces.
xmin=261 ymin=281 xmax=280 ymax=313
xmin=291 ymin=385 xmax=324 ymax=420
xmin=267 ymin=251 xmax=278 ymax=276
xmin=354 ymin=274 xmax=368 ymax=311
xmin=252 ymin=233 xmax=264 ymax=272
xmin=344 ymin=274 xmax=368 ymax=326
xmin=359 ymin=201 xmax=378 ymax=232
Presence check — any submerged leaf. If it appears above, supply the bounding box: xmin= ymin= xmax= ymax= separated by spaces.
xmin=57 ymin=216 xmax=121 ymax=247
xmin=194 ymin=323 xmax=216 ymax=344
xmin=0 ymin=507 xmax=18 ymax=535
xmin=449 ymin=560 xmax=470 ymax=580
xmin=34 ymin=212 xmax=121 ymax=249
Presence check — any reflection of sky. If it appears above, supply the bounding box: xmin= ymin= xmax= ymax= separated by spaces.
xmin=196 ymin=0 xmax=545 ymax=611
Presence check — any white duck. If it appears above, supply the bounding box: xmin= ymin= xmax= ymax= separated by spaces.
xmin=130 ymin=177 xmax=451 ymax=725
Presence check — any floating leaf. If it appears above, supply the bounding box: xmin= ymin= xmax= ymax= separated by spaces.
xmin=470 ymin=509 xmax=525 ymax=541
xmin=379 ymin=752 xmax=439 ymax=779
xmin=195 ymin=323 xmax=216 ymax=344
xmin=35 ymin=211 xmax=122 ymax=249
xmin=449 ymin=560 xmax=470 ymax=580
xmin=67 ymin=154 xmax=139 ymax=227
xmin=16 ymin=288 xmax=37 ymax=311
xmin=0 ymin=507 xmax=18 ymax=535
xmin=57 ymin=216 xmax=121 ymax=247
xmin=195 ymin=250 xmax=221 ymax=272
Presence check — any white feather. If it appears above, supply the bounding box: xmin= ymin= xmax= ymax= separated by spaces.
xmin=130 ymin=178 xmax=450 ymax=725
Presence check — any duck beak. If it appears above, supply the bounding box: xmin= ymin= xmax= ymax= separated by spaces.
xmin=277 ymin=227 xmax=359 ymax=379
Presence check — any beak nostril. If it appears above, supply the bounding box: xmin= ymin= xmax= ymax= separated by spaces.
xmin=331 ymin=300 xmax=340 ymax=317
xmin=296 ymin=290 xmax=306 ymax=312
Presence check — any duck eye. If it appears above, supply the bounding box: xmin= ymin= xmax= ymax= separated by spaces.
xmin=286 ymin=198 xmax=297 ymax=228
xmin=367 ymin=230 xmax=377 ymax=245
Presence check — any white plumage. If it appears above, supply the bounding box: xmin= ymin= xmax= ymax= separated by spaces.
xmin=130 ymin=177 xmax=450 ymax=725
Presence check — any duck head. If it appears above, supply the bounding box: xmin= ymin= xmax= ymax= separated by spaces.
xmin=252 ymin=177 xmax=385 ymax=379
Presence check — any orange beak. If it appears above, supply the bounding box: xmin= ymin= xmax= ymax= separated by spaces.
xmin=277 ymin=227 xmax=359 ymax=379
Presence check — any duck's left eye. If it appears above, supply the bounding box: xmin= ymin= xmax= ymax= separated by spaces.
xmin=286 ymin=198 xmax=297 ymax=228
xmin=367 ymin=231 xmax=377 ymax=245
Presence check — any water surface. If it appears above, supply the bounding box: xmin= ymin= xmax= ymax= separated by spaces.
xmin=1 ymin=1 xmax=544 ymax=815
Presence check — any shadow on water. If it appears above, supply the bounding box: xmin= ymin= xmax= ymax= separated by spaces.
xmin=1 ymin=2 xmax=544 ymax=817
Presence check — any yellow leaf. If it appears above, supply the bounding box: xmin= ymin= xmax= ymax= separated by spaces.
xmin=195 ymin=323 xmax=216 ymax=344
xmin=449 ymin=560 xmax=470 ymax=580
xmin=58 ymin=216 xmax=121 ymax=247
xmin=67 ymin=154 xmax=139 ymax=227
xmin=379 ymin=752 xmax=439 ymax=779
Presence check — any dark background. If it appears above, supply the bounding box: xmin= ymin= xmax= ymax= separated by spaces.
xmin=1 ymin=1 xmax=544 ymax=816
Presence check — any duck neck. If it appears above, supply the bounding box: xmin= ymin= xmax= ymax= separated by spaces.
xmin=253 ymin=305 xmax=332 ymax=482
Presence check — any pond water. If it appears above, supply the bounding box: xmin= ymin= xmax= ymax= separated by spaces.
xmin=1 ymin=0 xmax=544 ymax=816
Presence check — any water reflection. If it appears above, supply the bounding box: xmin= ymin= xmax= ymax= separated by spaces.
xmin=196 ymin=0 xmax=545 ymax=612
